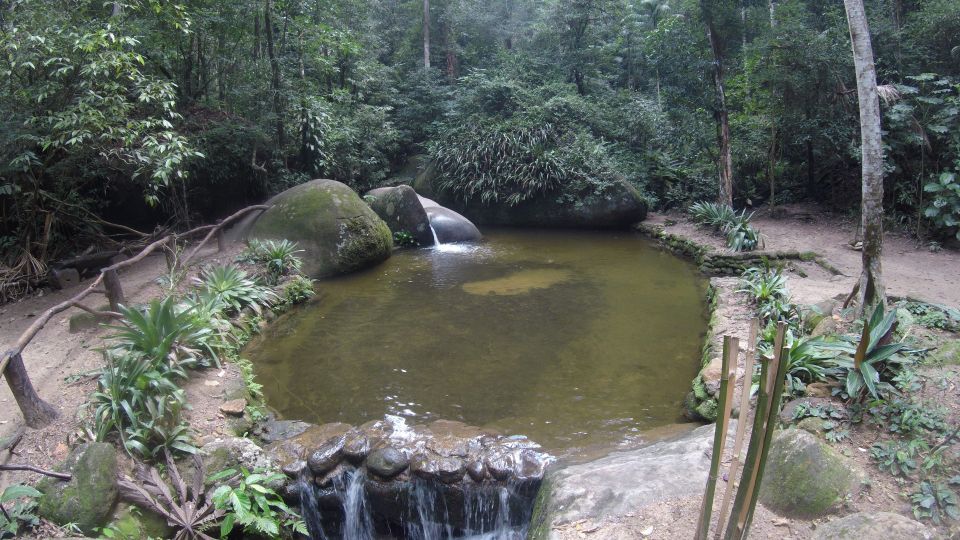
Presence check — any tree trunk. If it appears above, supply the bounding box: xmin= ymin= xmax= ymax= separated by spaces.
xmin=423 ymin=0 xmax=431 ymax=70
xmin=264 ymin=0 xmax=284 ymax=148
xmin=3 ymin=352 xmax=58 ymax=428
xmin=843 ymin=0 xmax=886 ymax=315
xmin=706 ymin=22 xmax=734 ymax=207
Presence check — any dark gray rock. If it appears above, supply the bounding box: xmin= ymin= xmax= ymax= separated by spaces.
xmin=49 ymin=267 xmax=80 ymax=289
xmin=37 ymin=443 xmax=118 ymax=535
xmin=466 ymin=460 xmax=487 ymax=482
xmin=281 ymin=460 xmax=307 ymax=479
xmin=812 ymin=512 xmax=939 ymax=539
xmin=307 ymin=436 xmax=346 ymax=475
xmin=342 ymin=429 xmax=371 ymax=463
xmin=366 ymin=447 xmax=409 ymax=479
xmin=366 ymin=185 xmax=434 ymax=246
xmin=422 ymin=203 xmax=482 ymax=244
xmin=256 ymin=419 xmax=312 ymax=444
xmin=412 ymin=455 xmax=466 ymax=484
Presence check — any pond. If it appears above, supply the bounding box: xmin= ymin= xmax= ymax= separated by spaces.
xmin=245 ymin=229 xmax=709 ymax=457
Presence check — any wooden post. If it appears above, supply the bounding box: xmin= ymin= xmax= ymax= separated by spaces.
xmin=216 ymin=221 xmax=225 ymax=252
xmin=165 ymin=235 xmax=178 ymax=271
xmin=103 ymin=269 xmax=125 ymax=312
xmin=695 ymin=336 xmax=739 ymax=540
xmin=2 ymin=351 xmax=58 ymax=428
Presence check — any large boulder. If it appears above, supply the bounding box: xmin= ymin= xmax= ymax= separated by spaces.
xmin=365 ymin=185 xmax=435 ymax=246
xmin=37 ymin=443 xmax=118 ymax=535
xmin=414 ymin=164 xmax=647 ymax=229
xmin=420 ymin=196 xmax=482 ymax=243
xmin=529 ymin=422 xmax=722 ymax=539
xmin=812 ymin=512 xmax=939 ymax=539
xmin=759 ymin=429 xmax=861 ymax=518
xmin=250 ymin=179 xmax=393 ymax=277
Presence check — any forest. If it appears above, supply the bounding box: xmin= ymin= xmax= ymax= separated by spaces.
xmin=1 ymin=0 xmax=958 ymax=294
xmin=1 ymin=1 xmax=960 ymax=539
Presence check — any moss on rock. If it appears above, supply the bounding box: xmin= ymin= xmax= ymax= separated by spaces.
xmin=759 ymin=429 xmax=859 ymax=518
xmin=250 ymin=179 xmax=393 ymax=278
xmin=37 ymin=442 xmax=118 ymax=535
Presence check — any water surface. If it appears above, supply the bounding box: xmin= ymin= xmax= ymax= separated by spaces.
xmin=246 ymin=229 xmax=708 ymax=456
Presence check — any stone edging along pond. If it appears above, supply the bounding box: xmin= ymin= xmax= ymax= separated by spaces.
xmin=632 ymin=221 xmax=840 ymax=422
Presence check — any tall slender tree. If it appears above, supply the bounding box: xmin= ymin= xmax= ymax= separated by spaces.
xmin=423 ymin=0 xmax=431 ymax=69
xmin=701 ymin=0 xmax=734 ymax=207
xmin=843 ymin=0 xmax=886 ymax=314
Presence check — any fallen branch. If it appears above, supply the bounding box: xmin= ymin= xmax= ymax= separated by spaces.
xmin=181 ymin=205 xmax=269 ymax=265
xmin=0 ymin=464 xmax=71 ymax=481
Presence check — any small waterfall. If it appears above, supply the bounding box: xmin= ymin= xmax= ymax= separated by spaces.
xmin=297 ymin=469 xmax=534 ymax=540
xmin=430 ymin=224 xmax=441 ymax=246
xmin=298 ymin=470 xmax=329 ymax=540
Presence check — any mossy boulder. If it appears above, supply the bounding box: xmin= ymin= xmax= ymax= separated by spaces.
xmin=929 ymin=339 xmax=960 ymax=365
xmin=104 ymin=503 xmax=174 ymax=540
xmin=759 ymin=429 xmax=860 ymax=518
xmin=415 ymin=164 xmax=647 ymax=228
xmin=365 ymin=185 xmax=434 ymax=247
xmin=812 ymin=511 xmax=938 ymax=539
xmin=250 ymin=179 xmax=393 ymax=278
xmin=37 ymin=442 xmax=118 ymax=535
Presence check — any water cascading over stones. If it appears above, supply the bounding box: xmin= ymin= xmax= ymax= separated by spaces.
xmin=274 ymin=417 xmax=552 ymax=539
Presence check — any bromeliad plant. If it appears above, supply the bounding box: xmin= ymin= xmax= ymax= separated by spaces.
xmin=821 ymin=305 xmax=915 ymax=401
xmin=689 ymin=201 xmax=763 ymax=252
xmin=194 ymin=265 xmax=277 ymax=316
xmin=238 ymin=240 xmax=305 ymax=284
xmin=760 ymin=331 xmax=833 ymax=396
xmin=107 ymin=298 xmax=219 ymax=368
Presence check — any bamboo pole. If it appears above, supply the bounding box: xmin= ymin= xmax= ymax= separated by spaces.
xmin=741 ymin=341 xmax=791 ymax=539
xmin=714 ymin=319 xmax=759 ymax=539
xmin=723 ymin=322 xmax=786 ymax=539
xmin=695 ymin=336 xmax=739 ymax=540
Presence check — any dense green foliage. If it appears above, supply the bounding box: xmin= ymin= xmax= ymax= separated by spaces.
xmin=1 ymin=0 xmax=958 ymax=294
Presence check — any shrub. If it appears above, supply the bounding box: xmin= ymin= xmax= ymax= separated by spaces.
xmin=209 ymin=467 xmax=307 ymax=538
xmin=195 ymin=265 xmax=277 ymax=315
xmin=0 ymin=485 xmax=41 ymax=537
xmin=689 ymin=202 xmax=762 ymax=251
xmin=107 ymin=298 xmax=219 ymax=368
xmin=239 ymin=239 xmax=304 ymax=284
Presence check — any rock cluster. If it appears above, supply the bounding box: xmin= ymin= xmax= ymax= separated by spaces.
xmin=267 ymin=416 xmax=552 ymax=534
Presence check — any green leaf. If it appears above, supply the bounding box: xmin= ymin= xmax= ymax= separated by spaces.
xmin=1 ymin=485 xmax=41 ymax=503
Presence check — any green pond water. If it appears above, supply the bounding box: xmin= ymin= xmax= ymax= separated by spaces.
xmin=245 ymin=229 xmax=709 ymax=456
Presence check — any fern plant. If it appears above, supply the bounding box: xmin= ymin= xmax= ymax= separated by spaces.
xmin=0 ymin=484 xmax=41 ymax=537
xmin=209 ymin=467 xmax=307 ymax=538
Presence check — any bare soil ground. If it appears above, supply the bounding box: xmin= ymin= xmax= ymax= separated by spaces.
xmin=0 ymin=242 xmax=247 ymax=494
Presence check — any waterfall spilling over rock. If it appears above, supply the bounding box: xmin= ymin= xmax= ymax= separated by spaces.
xmin=271 ymin=416 xmax=553 ymax=539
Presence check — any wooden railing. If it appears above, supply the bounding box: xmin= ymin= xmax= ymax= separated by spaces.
xmin=1 ymin=205 xmax=268 ymax=428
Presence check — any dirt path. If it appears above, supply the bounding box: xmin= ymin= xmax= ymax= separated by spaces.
xmin=647 ymin=203 xmax=960 ymax=309
xmin=0 ymin=243 xmax=241 ymax=489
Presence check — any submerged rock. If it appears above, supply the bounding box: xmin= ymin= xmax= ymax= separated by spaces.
xmin=365 ymin=185 xmax=435 ymax=246
xmin=759 ymin=429 xmax=861 ymax=518
xmin=250 ymin=179 xmax=393 ymax=278
xmin=37 ymin=442 xmax=118 ymax=535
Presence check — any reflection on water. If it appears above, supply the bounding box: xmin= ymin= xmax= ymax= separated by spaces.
xmin=245 ymin=229 xmax=709 ymax=457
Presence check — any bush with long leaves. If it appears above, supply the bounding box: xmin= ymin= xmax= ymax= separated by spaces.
xmin=238 ymin=240 xmax=304 ymax=284
xmin=194 ymin=265 xmax=277 ymax=315
xmin=118 ymin=451 xmax=224 ymax=540
xmin=820 ymin=305 xmax=915 ymax=401
xmin=689 ymin=201 xmax=762 ymax=252
xmin=107 ymin=297 xmax=219 ymax=368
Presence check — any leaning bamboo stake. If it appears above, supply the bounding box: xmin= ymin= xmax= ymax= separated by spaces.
xmin=724 ymin=322 xmax=787 ymax=539
xmin=695 ymin=336 xmax=739 ymax=540
xmin=714 ymin=319 xmax=759 ymax=539
xmin=740 ymin=341 xmax=791 ymax=539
